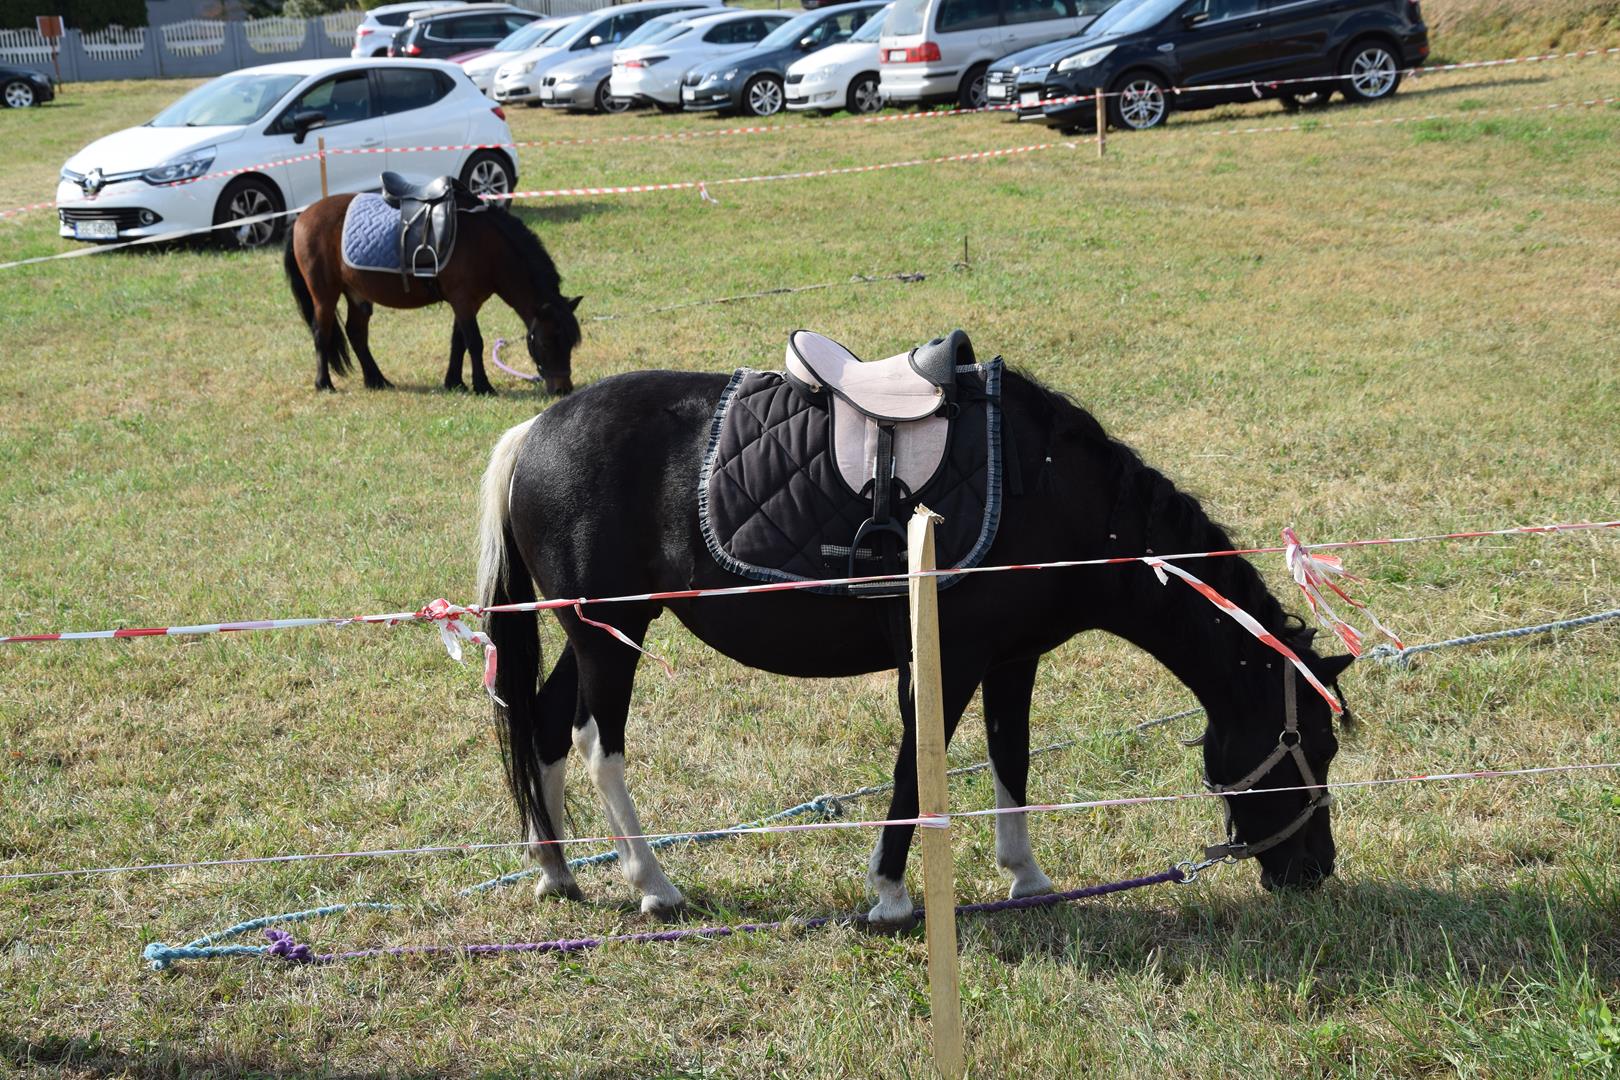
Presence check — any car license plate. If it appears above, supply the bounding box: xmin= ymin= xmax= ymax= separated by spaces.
xmin=682 ymin=87 xmax=695 ymax=101
xmin=887 ymin=49 xmax=907 ymax=62
xmin=539 ymin=88 xmax=554 ymax=101
xmin=987 ymin=83 xmax=1006 ymax=100
xmin=1019 ymin=90 xmax=1039 ymax=107
xmin=74 ymin=219 xmax=118 ymax=240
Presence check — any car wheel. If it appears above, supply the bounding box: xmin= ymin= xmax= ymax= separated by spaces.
xmin=847 ymin=71 xmax=883 ymax=115
xmin=956 ymin=63 xmax=989 ymax=110
xmin=1107 ymin=70 xmax=1169 ymax=131
xmin=595 ymin=78 xmax=630 ymax=114
xmin=461 ymin=150 xmax=514 ymax=205
xmin=1340 ymin=39 xmax=1401 ymax=102
xmin=212 ymin=176 xmax=283 ymax=249
xmin=3 ymin=79 xmax=36 ymax=109
xmin=1278 ymin=88 xmax=1333 ymax=112
xmin=741 ymin=74 xmax=785 ymax=117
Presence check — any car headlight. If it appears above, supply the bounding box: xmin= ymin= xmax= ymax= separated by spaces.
xmin=702 ymin=68 xmax=737 ymax=84
xmin=812 ymin=64 xmax=838 ymax=80
xmin=555 ymin=73 xmax=582 ymax=86
xmin=510 ymin=61 xmax=536 ymax=75
xmin=141 ymin=148 xmax=216 ymax=185
xmin=1011 ymin=65 xmax=1020 ymax=76
xmin=1055 ymin=45 xmax=1114 ymax=73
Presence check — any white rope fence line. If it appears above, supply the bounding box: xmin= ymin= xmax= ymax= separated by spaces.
xmin=4 ymin=761 xmax=1616 ymax=883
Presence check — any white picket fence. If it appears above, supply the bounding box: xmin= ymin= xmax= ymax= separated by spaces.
xmin=243 ymin=15 xmax=306 ymax=53
xmin=82 ymin=25 xmax=147 ymax=59
xmin=0 ymin=27 xmax=51 ymax=62
xmin=321 ymin=10 xmax=364 ymax=48
xmin=160 ymin=17 xmax=226 ymax=57
xmin=0 ymin=4 xmax=611 ymax=78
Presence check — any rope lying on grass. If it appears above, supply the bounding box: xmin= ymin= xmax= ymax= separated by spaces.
xmin=129 ymin=604 xmax=1619 ymax=969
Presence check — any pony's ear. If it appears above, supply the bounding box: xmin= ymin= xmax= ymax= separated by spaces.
xmin=1309 ymin=653 xmax=1355 ymax=684
xmin=567 ymin=295 xmax=583 ymax=312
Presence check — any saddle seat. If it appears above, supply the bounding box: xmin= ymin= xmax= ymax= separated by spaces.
xmin=380 ymin=171 xmax=457 ymax=205
xmin=376 ymin=170 xmax=482 ymax=287
xmin=785 ymin=329 xmax=972 ymax=422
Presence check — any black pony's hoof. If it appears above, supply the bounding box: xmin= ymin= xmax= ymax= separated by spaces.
xmin=364 ymin=376 xmax=394 ymax=391
xmin=534 ymin=879 xmax=585 ymax=903
xmin=314 ymin=380 xmax=336 ymax=393
xmin=472 ymin=382 xmax=498 ymax=397
xmin=443 ymin=379 xmax=467 ymax=393
xmin=861 ymin=911 xmax=919 ymax=936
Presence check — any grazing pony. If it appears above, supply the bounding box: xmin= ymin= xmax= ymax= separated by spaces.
xmin=475 ymin=366 xmax=1353 ymax=925
xmin=283 ymin=196 xmax=581 ymax=395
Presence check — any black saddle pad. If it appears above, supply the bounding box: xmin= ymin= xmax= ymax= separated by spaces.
xmin=698 ymin=361 xmax=1003 ymax=596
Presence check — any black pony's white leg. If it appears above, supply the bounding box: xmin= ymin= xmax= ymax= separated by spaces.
xmin=567 ymin=608 xmax=684 ymax=917
xmin=983 ymin=655 xmax=1054 ymax=899
xmin=530 ymin=644 xmax=583 ymax=901
xmin=866 ymin=657 xmax=982 ymax=928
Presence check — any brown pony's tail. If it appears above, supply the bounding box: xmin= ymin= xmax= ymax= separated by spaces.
xmin=282 ymin=227 xmax=351 ymax=377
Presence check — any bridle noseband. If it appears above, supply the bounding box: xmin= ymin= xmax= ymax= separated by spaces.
xmin=1201 ymin=667 xmax=1331 ymax=862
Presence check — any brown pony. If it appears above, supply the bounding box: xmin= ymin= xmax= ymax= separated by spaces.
xmin=283 ymin=194 xmax=581 ymax=395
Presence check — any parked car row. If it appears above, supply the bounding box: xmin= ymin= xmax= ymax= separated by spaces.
xmin=47 ymin=0 xmax=1428 ymax=252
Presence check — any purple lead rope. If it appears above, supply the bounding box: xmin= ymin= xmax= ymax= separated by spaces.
xmin=264 ymin=867 xmax=1188 ymax=965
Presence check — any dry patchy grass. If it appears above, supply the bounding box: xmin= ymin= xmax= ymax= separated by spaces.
xmin=2 ymin=47 xmax=1620 ymax=1080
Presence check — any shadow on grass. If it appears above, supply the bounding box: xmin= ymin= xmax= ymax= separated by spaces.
xmin=960 ymin=875 xmax=1620 ymax=991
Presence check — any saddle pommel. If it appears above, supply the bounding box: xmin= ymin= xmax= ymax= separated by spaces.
xmin=784 ymin=329 xmax=974 ymax=423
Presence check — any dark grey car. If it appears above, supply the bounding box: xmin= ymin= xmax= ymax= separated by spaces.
xmin=681 ymin=2 xmax=886 ymax=116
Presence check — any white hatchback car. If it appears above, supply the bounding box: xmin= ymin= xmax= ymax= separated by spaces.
xmin=610 ymin=10 xmax=794 ymax=109
xmin=786 ymin=3 xmax=891 ymax=114
xmin=879 ymin=0 xmax=1091 ymax=108
xmin=56 ymin=59 xmax=516 ymax=249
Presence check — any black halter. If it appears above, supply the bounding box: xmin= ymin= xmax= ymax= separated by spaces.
xmin=1201 ymin=666 xmax=1331 ymax=862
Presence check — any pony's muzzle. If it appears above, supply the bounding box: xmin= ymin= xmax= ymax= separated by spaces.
xmin=543 ymin=375 xmax=573 ymax=396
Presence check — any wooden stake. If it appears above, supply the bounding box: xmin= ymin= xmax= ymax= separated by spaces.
xmin=1095 ymin=92 xmax=1107 ymax=157
xmin=318 ymin=136 xmax=329 ymax=199
xmin=908 ymin=506 xmax=964 ymax=1080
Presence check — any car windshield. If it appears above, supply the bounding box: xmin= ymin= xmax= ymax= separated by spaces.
xmin=884 ymin=0 xmax=925 ymax=35
xmin=619 ymin=15 xmax=689 ymax=47
xmin=493 ymin=18 xmax=570 ymax=51
xmin=852 ymin=5 xmax=891 ymax=41
xmin=148 ymin=72 xmax=303 ymax=128
xmin=759 ymin=10 xmax=840 ymax=50
xmin=1086 ymin=0 xmax=1182 ymax=37
xmin=628 ymin=20 xmax=692 ymax=46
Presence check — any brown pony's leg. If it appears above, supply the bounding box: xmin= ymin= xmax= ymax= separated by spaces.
xmin=454 ymin=305 xmax=494 ymax=396
xmin=444 ymin=323 xmax=467 ymax=392
xmin=343 ymin=297 xmax=392 ymax=390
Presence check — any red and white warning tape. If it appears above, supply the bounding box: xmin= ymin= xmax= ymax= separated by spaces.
xmin=5 ymin=518 xmax=1616 ymax=710
xmin=5 ymin=44 xmax=1615 ymax=224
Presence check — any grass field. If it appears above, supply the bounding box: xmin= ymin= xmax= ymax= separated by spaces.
xmin=3 ymin=23 xmax=1620 ymax=1080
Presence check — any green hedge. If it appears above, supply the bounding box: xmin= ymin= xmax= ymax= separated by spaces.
xmin=0 ymin=0 xmax=148 ymax=31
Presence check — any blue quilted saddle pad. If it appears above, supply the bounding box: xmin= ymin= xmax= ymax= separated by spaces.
xmin=341 ymin=193 xmax=400 ymax=274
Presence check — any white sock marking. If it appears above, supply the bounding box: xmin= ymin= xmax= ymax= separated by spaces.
xmin=993 ymin=764 xmax=1054 ymax=899
xmin=574 ymin=717 xmax=684 ymax=914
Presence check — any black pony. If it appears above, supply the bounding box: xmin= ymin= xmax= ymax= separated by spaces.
xmin=476 ymin=366 xmax=1353 ymax=924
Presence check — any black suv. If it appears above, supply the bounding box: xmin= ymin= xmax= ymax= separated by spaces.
xmin=1030 ymin=0 xmax=1428 ymax=131
xmin=391 ymin=4 xmax=537 ymax=60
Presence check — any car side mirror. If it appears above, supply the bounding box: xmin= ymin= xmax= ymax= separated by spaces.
xmin=290 ymin=109 xmax=326 ymax=144
xmin=589 ymin=34 xmax=603 ymax=45
xmin=798 ymin=34 xmax=816 ymax=49
xmin=1181 ymin=10 xmax=1208 ymax=28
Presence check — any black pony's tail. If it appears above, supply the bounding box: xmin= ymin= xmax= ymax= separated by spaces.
xmin=282 ymin=227 xmax=351 ymax=377
xmin=476 ymin=417 xmax=555 ymax=847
